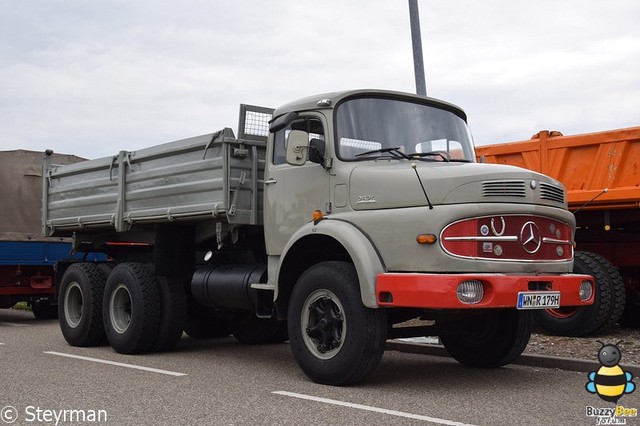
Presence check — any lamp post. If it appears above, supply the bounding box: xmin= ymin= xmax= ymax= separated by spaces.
xmin=408 ymin=0 xmax=426 ymax=96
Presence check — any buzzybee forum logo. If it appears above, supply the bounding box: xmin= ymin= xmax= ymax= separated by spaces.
xmin=586 ymin=341 xmax=636 ymax=403
xmin=585 ymin=341 xmax=637 ymax=424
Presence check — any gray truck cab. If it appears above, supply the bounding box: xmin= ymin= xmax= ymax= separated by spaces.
xmin=257 ymin=90 xmax=593 ymax=384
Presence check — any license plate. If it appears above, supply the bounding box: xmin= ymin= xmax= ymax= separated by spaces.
xmin=517 ymin=291 xmax=560 ymax=310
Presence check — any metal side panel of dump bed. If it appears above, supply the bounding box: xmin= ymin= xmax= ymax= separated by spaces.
xmin=43 ymin=126 xmax=267 ymax=237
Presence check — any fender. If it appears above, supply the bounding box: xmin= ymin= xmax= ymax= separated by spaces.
xmin=277 ymin=218 xmax=386 ymax=308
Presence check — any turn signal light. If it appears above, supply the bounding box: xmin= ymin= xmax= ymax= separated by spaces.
xmin=416 ymin=234 xmax=437 ymax=244
xmin=312 ymin=210 xmax=324 ymax=224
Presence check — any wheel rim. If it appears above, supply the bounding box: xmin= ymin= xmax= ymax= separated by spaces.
xmin=545 ymin=307 xmax=579 ymax=319
xmin=301 ymin=289 xmax=346 ymax=360
xmin=63 ymin=282 xmax=83 ymax=328
xmin=110 ymin=284 xmax=132 ymax=334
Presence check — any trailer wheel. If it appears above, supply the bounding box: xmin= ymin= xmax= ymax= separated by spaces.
xmin=231 ymin=313 xmax=287 ymax=344
xmin=32 ymin=299 xmax=58 ymax=320
xmin=150 ymin=276 xmax=186 ymax=352
xmin=288 ymin=261 xmax=387 ymax=385
xmin=534 ymin=251 xmax=612 ymax=336
xmin=58 ymin=263 xmax=108 ymax=346
xmin=440 ymin=309 xmax=532 ymax=368
xmin=103 ymin=263 xmax=161 ymax=354
xmin=582 ymin=252 xmax=626 ymax=331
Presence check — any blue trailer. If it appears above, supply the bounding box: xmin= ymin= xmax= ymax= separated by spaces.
xmin=0 ymin=240 xmax=104 ymax=317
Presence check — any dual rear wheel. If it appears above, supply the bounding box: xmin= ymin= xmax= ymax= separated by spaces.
xmin=58 ymin=262 xmax=186 ymax=354
xmin=58 ymin=262 xmax=286 ymax=354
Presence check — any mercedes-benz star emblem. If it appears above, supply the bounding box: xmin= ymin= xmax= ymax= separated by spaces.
xmin=521 ymin=221 xmax=541 ymax=254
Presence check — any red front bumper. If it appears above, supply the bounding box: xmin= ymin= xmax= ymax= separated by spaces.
xmin=376 ymin=273 xmax=594 ymax=309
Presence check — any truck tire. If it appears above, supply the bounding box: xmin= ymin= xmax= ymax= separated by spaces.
xmin=150 ymin=276 xmax=186 ymax=352
xmin=32 ymin=299 xmax=58 ymax=320
xmin=231 ymin=313 xmax=288 ymax=344
xmin=581 ymin=252 xmax=626 ymax=331
xmin=288 ymin=261 xmax=387 ymax=385
xmin=103 ymin=263 xmax=161 ymax=354
xmin=533 ymin=251 xmax=612 ymax=336
xmin=58 ymin=263 xmax=108 ymax=346
xmin=440 ymin=309 xmax=532 ymax=368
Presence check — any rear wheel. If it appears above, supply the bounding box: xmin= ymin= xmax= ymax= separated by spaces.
xmin=534 ymin=251 xmax=612 ymax=336
xmin=103 ymin=263 xmax=161 ymax=354
xmin=150 ymin=276 xmax=186 ymax=352
xmin=441 ymin=309 xmax=532 ymax=367
xmin=288 ymin=261 xmax=387 ymax=385
xmin=58 ymin=263 xmax=109 ymax=346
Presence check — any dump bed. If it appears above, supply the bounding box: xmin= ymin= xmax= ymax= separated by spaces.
xmin=43 ymin=105 xmax=272 ymax=237
xmin=475 ymin=127 xmax=640 ymax=210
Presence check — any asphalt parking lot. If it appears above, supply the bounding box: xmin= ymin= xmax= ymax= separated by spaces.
xmin=1 ymin=309 xmax=638 ymax=426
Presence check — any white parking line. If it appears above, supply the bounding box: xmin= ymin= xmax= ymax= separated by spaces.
xmin=273 ymin=391 xmax=477 ymax=425
xmin=44 ymin=351 xmax=187 ymax=377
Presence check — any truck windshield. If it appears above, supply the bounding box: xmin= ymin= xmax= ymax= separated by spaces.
xmin=335 ymin=97 xmax=475 ymax=162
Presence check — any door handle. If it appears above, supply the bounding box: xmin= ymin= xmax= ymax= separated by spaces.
xmin=264 ymin=178 xmax=277 ymax=185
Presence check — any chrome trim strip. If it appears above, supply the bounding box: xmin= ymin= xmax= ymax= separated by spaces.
xmin=443 ymin=236 xmax=518 ymax=242
xmin=542 ymin=237 xmax=572 ymax=245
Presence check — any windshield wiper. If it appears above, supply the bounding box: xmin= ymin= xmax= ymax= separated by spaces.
xmin=407 ymin=151 xmax=450 ymax=162
xmin=355 ymin=147 xmax=409 ymax=159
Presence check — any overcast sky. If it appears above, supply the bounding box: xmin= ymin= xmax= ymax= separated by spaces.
xmin=1 ymin=1 xmax=638 ymax=159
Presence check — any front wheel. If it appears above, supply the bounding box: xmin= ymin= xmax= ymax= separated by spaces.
xmin=288 ymin=261 xmax=387 ymax=385
xmin=440 ymin=309 xmax=532 ymax=368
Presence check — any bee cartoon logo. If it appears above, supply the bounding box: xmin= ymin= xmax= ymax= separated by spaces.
xmin=586 ymin=341 xmax=636 ymax=403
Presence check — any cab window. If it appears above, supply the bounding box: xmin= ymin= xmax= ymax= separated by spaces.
xmin=273 ymin=117 xmax=325 ymax=165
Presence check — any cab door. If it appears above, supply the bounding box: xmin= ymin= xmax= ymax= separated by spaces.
xmin=263 ymin=114 xmax=330 ymax=255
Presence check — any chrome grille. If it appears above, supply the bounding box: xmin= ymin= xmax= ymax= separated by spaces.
xmin=540 ymin=182 xmax=565 ymax=203
xmin=482 ymin=180 xmax=526 ymax=197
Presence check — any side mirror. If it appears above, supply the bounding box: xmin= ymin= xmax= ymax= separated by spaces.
xmin=286 ymin=130 xmax=309 ymax=166
xmin=309 ymin=138 xmax=325 ymax=164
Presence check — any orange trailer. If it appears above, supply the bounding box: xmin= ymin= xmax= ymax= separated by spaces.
xmin=476 ymin=127 xmax=640 ymax=334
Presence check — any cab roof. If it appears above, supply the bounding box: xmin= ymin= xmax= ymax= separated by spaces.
xmin=272 ymin=89 xmax=467 ymax=122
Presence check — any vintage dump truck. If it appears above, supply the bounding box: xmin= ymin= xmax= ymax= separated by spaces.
xmin=476 ymin=127 xmax=640 ymax=335
xmin=0 ymin=150 xmax=103 ymax=318
xmin=43 ymin=89 xmax=593 ymax=385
